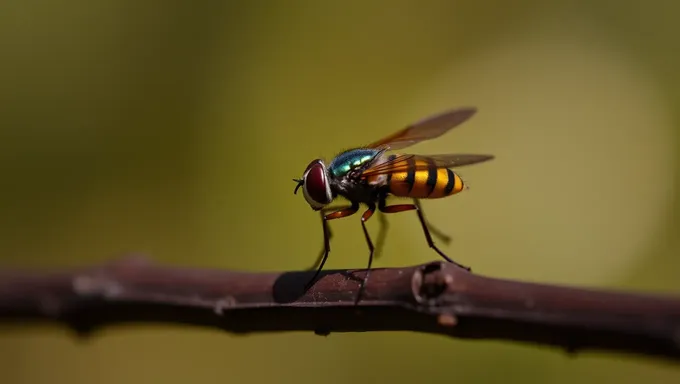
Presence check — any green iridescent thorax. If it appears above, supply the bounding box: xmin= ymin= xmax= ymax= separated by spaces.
xmin=328 ymin=148 xmax=381 ymax=177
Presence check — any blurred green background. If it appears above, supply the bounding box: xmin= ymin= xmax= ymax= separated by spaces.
xmin=1 ymin=0 xmax=680 ymax=383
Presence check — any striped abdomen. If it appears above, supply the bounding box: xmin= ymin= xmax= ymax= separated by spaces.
xmin=379 ymin=156 xmax=464 ymax=199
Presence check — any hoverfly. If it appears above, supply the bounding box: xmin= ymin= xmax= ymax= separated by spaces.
xmin=293 ymin=107 xmax=494 ymax=303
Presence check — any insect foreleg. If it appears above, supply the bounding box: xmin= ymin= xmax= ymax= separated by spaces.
xmin=306 ymin=205 xmax=352 ymax=271
xmin=355 ymin=203 xmax=377 ymax=304
xmin=377 ymin=198 xmax=471 ymax=271
xmin=304 ymin=203 xmax=359 ymax=291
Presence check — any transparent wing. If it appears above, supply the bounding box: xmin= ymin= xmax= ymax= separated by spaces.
xmin=361 ymin=153 xmax=494 ymax=177
xmin=366 ymin=107 xmax=478 ymax=151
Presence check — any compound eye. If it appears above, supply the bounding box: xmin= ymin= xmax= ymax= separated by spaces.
xmin=302 ymin=161 xmax=332 ymax=209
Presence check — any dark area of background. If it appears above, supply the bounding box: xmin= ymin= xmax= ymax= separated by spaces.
xmin=1 ymin=1 xmax=679 ymax=383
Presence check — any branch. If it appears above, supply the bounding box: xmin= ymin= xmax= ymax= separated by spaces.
xmin=1 ymin=255 xmax=679 ymax=362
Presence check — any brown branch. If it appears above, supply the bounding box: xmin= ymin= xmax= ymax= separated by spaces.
xmin=1 ymin=255 xmax=679 ymax=362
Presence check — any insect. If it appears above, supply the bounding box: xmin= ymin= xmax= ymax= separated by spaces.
xmin=293 ymin=107 xmax=494 ymax=303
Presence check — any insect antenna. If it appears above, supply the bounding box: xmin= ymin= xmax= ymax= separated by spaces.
xmin=293 ymin=178 xmax=304 ymax=194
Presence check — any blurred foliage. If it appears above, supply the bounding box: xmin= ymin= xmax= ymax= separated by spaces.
xmin=1 ymin=0 xmax=680 ymax=383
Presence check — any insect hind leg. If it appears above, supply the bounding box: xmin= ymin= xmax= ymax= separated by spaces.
xmin=414 ymin=199 xmax=452 ymax=245
xmin=377 ymin=198 xmax=471 ymax=271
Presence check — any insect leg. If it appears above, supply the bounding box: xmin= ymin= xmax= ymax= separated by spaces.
xmin=378 ymin=198 xmax=470 ymax=271
xmin=374 ymin=210 xmax=389 ymax=260
xmin=307 ymin=205 xmax=353 ymax=271
xmin=355 ymin=202 xmax=377 ymax=304
xmin=414 ymin=199 xmax=452 ymax=245
xmin=304 ymin=202 xmax=359 ymax=291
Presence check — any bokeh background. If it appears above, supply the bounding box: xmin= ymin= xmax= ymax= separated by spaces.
xmin=2 ymin=0 xmax=680 ymax=383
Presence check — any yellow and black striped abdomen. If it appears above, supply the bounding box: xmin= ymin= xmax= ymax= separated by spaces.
xmin=387 ymin=158 xmax=464 ymax=199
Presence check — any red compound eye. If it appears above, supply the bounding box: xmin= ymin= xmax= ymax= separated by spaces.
xmin=302 ymin=161 xmax=331 ymax=208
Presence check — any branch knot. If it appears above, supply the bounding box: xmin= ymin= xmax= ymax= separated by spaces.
xmin=412 ymin=261 xmax=450 ymax=306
